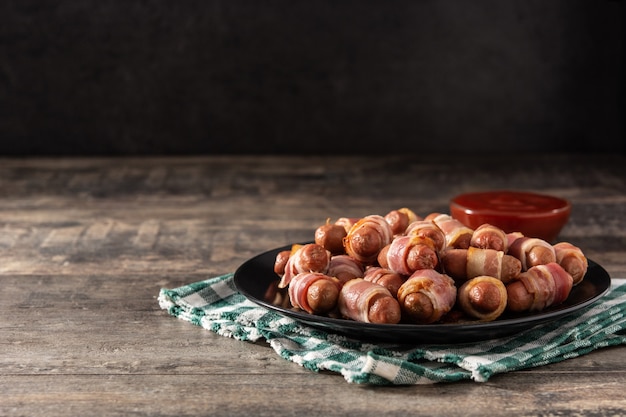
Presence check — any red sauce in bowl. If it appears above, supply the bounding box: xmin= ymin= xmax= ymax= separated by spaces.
xmin=450 ymin=190 xmax=571 ymax=242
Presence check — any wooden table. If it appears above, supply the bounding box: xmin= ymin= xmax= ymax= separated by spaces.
xmin=1 ymin=154 xmax=625 ymax=416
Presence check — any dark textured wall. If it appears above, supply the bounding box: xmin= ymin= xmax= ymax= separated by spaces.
xmin=0 ymin=0 xmax=623 ymax=155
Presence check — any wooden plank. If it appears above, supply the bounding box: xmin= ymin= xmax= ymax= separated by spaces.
xmin=2 ymin=372 xmax=626 ymax=417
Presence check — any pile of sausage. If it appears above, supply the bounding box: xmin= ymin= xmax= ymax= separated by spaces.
xmin=270 ymin=208 xmax=588 ymax=325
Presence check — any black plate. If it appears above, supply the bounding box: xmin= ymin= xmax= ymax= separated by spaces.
xmin=233 ymin=244 xmax=612 ymax=344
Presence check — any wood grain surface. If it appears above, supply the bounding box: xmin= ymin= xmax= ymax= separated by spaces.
xmin=1 ymin=154 xmax=625 ymax=416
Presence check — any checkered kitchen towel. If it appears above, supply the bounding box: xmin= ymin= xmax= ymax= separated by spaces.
xmin=158 ymin=275 xmax=626 ymax=385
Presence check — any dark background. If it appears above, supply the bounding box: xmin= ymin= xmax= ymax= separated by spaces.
xmin=0 ymin=0 xmax=624 ymax=156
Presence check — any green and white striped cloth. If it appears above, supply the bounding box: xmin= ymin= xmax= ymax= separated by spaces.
xmin=158 ymin=275 xmax=626 ymax=384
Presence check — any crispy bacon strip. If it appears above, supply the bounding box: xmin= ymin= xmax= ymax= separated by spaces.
xmin=506 ymin=262 xmax=573 ymax=312
xmin=506 ymin=232 xmax=524 ymax=249
xmin=466 ymin=247 xmax=521 ymax=283
xmin=429 ymin=214 xmax=473 ymax=249
xmin=404 ymin=220 xmax=446 ymax=253
xmin=338 ymin=278 xmax=402 ymax=324
xmin=396 ymin=269 xmax=457 ymax=324
xmin=327 ymin=254 xmax=365 ymax=285
xmin=363 ymin=266 xmax=406 ymax=297
xmin=554 ymin=242 xmax=588 ymax=285
xmin=441 ymin=247 xmax=521 ymax=283
xmin=507 ymin=236 xmax=556 ymax=271
xmin=467 ymin=247 xmax=506 ymax=279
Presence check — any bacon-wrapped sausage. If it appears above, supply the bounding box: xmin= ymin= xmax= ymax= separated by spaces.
xmin=440 ymin=247 xmax=521 ymax=283
xmin=427 ymin=213 xmax=473 ymax=249
xmin=377 ymin=235 xmax=439 ymax=276
xmin=384 ymin=207 xmax=420 ymax=235
xmin=457 ymin=276 xmax=508 ymax=321
xmin=327 ymin=254 xmax=365 ymax=285
xmin=363 ymin=266 xmax=406 ymax=297
xmin=343 ymin=215 xmax=393 ymax=265
xmin=470 ymin=223 xmax=508 ymax=252
xmin=396 ymin=269 xmax=457 ymax=324
xmin=507 ymin=236 xmax=556 ymax=271
xmin=288 ymin=272 xmax=342 ymax=314
xmin=278 ymin=243 xmax=332 ymax=288
xmin=314 ymin=221 xmax=347 ymax=255
xmin=554 ymin=242 xmax=588 ymax=285
xmin=404 ymin=220 xmax=446 ymax=253
xmin=338 ymin=278 xmax=402 ymax=324
xmin=506 ymin=232 xmax=524 ymax=249
xmin=506 ymin=262 xmax=574 ymax=313
xmin=335 ymin=217 xmax=359 ymax=233
xmin=273 ymin=250 xmax=292 ymax=275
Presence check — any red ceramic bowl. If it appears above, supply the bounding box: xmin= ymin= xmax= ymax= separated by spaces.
xmin=450 ymin=190 xmax=571 ymax=242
